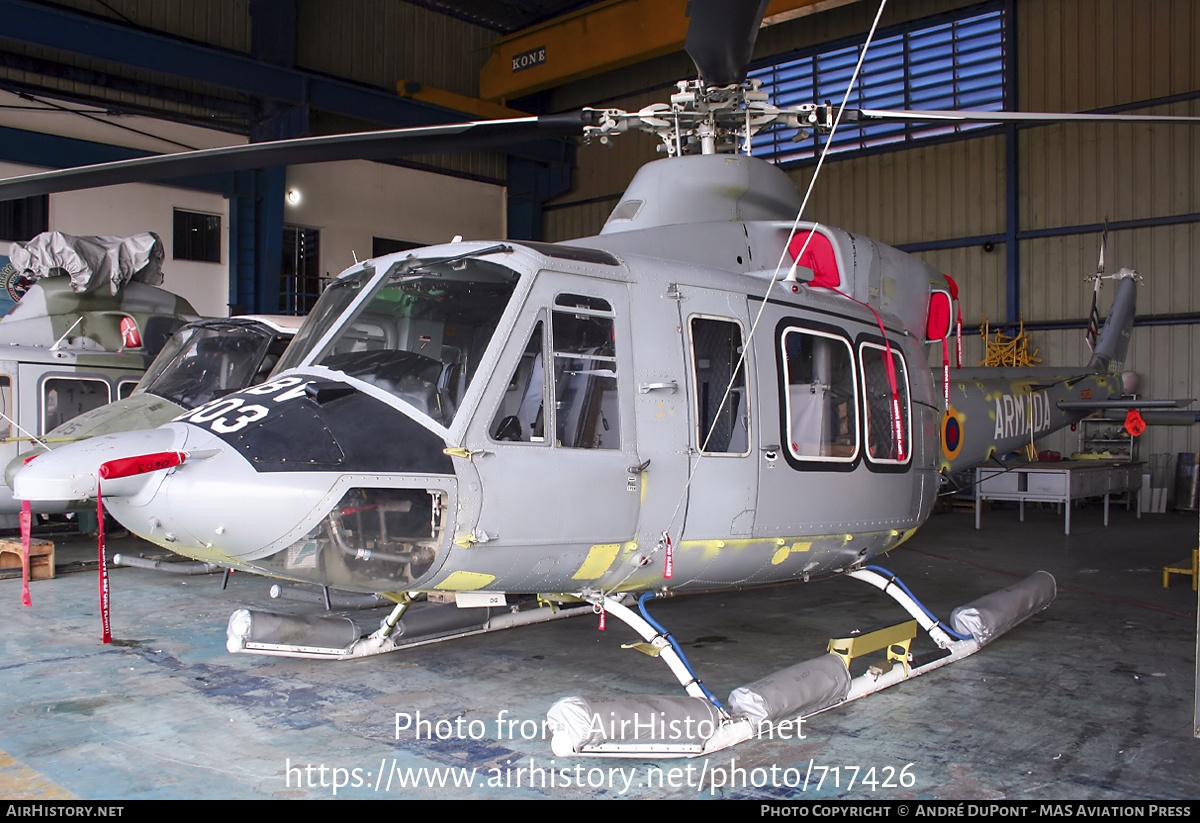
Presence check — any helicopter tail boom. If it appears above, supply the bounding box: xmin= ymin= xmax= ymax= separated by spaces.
xmin=1086 ymin=269 xmax=1138 ymax=374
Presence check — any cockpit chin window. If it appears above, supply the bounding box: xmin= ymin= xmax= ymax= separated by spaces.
xmin=297 ymin=258 xmax=519 ymax=428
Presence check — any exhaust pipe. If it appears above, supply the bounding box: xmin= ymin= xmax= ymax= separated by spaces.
xmin=113 ymin=553 xmax=221 ymax=575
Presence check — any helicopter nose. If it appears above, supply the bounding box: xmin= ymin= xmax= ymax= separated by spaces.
xmin=14 ymin=426 xmax=186 ymax=504
xmin=15 ymin=421 xmax=345 ymax=563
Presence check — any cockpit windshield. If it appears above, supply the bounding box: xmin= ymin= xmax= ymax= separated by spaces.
xmin=297 ymin=256 xmax=519 ymax=427
xmin=139 ymin=320 xmax=288 ymax=408
xmin=273 ymin=266 xmax=375 ymax=375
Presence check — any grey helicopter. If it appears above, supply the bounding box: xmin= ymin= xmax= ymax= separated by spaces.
xmin=0 ymin=231 xmax=199 ymax=520
xmin=0 ymin=312 xmax=301 ymax=515
xmin=1 ymin=0 xmax=1188 ymax=758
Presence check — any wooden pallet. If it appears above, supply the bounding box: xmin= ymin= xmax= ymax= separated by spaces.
xmin=0 ymin=537 xmax=55 ymax=580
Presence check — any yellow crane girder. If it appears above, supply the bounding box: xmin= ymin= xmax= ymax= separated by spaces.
xmin=479 ymin=0 xmax=856 ymax=104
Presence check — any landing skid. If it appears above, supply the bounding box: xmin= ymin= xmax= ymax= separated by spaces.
xmin=547 ymin=568 xmax=1057 ymax=758
xmin=225 ymin=597 xmax=593 ymax=660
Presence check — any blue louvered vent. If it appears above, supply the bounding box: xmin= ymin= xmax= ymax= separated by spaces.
xmin=749 ymin=7 xmax=1005 ymax=165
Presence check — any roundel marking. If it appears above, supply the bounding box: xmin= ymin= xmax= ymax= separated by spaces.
xmin=942 ymin=407 xmax=964 ymax=463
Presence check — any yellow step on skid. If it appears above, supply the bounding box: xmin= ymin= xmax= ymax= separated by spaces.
xmin=827 ymin=620 xmax=918 ymax=675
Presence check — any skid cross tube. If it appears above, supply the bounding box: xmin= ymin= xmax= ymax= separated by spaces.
xmin=846 ymin=567 xmax=962 ymax=646
xmin=594 ymin=595 xmax=722 ymax=710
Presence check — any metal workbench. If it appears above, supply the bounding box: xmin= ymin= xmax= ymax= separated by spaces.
xmin=974 ymin=460 xmax=1142 ymax=535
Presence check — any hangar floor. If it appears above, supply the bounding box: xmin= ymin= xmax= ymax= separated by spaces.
xmin=0 ymin=504 xmax=1196 ymax=801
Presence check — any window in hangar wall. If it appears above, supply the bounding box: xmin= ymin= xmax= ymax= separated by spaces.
xmin=173 ymin=209 xmax=221 ymax=263
xmin=748 ymin=3 xmax=1006 ymax=165
xmin=281 ymin=225 xmax=321 ymax=315
xmin=372 ymin=237 xmax=423 ymax=258
xmin=0 ymin=195 xmax=49 ymax=242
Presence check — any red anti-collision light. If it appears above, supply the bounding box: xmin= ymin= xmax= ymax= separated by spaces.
xmin=99 ymin=451 xmax=185 ymax=480
xmin=119 ymin=316 xmax=142 ymax=349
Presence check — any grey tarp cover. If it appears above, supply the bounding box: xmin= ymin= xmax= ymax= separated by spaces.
xmin=547 ymin=695 xmax=724 ymax=751
xmin=7 ymin=231 xmax=165 ymax=295
xmin=726 ymin=652 xmax=851 ymax=725
xmin=950 ymin=570 xmax=1057 ymax=645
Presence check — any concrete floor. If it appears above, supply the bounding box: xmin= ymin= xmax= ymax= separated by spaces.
xmin=0 ymin=503 xmax=1197 ymax=800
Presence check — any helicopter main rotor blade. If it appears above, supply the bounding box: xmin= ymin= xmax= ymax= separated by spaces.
xmin=851 ymin=108 xmax=1200 ymax=125
xmin=685 ymin=0 xmax=770 ymax=88
xmin=0 ymin=112 xmax=595 ymax=200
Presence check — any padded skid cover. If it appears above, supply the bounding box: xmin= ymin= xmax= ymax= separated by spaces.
xmin=727 ymin=653 xmax=851 ymax=725
xmin=547 ymin=695 xmax=724 ymax=752
xmin=950 ymin=570 xmax=1057 ymax=645
xmin=227 ymin=609 xmax=359 ymax=652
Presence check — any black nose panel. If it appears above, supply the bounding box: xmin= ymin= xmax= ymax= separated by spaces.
xmin=179 ymin=380 xmax=454 ymax=475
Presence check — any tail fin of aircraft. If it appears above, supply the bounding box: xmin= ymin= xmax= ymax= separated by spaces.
xmin=1086 ymin=269 xmax=1138 ymax=374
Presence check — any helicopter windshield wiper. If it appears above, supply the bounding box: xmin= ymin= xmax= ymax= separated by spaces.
xmin=401 ymin=243 xmax=514 ymax=277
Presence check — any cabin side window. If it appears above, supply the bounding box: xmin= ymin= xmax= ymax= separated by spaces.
xmin=551 ymin=294 xmax=619 ymax=449
xmin=689 ymin=316 xmax=750 ymax=454
xmin=0 ymin=376 xmax=11 ymax=439
xmin=859 ymin=341 xmax=911 ymax=465
xmin=42 ymin=377 xmax=110 ymax=433
xmin=490 ymin=320 xmax=546 ymax=444
xmin=781 ymin=328 xmax=858 ymax=462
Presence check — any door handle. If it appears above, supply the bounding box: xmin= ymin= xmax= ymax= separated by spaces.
xmin=638 ymin=381 xmax=677 ymax=394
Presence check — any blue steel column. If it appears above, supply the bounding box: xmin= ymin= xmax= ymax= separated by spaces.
xmin=229 ymin=172 xmax=255 ymax=315
xmin=228 ymin=0 xmax=299 ymax=315
xmin=1004 ymin=0 xmax=1020 ymax=324
xmin=228 ymin=168 xmax=285 ymax=315
xmin=506 ymin=149 xmax=573 ymax=241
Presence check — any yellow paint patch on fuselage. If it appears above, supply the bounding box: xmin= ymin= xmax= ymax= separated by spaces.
xmin=678 ymin=537 xmax=761 ymax=559
xmin=678 ymin=537 xmax=824 ymax=563
xmin=573 ymin=543 xmax=622 ymax=580
xmin=771 ymin=541 xmax=814 ymax=565
xmin=435 ymin=570 xmax=496 ymax=590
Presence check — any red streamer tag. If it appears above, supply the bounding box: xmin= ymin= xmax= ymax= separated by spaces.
xmin=597 ymin=607 xmax=606 ymax=631
xmin=99 ymin=451 xmax=184 ymax=480
xmin=663 ymin=532 xmax=674 ymax=580
xmin=19 ymin=500 xmax=31 ymax=607
xmin=955 ymin=306 xmax=963 ymax=369
xmin=97 ymin=483 xmax=112 ymax=644
xmin=942 ymin=344 xmax=950 ymax=408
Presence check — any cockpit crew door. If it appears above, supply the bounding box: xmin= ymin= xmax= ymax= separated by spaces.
xmin=465 ymin=273 xmax=639 ymax=575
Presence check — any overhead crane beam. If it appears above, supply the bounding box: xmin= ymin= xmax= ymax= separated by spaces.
xmin=0 ymin=0 xmax=564 ymax=163
xmin=479 ymin=0 xmax=857 ymax=103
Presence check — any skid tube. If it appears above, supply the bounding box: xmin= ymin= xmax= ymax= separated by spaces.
xmin=546 ymin=569 xmax=1057 ymax=758
xmin=225 ymin=595 xmax=594 ymax=660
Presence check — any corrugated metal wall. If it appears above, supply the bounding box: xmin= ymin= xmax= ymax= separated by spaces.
xmin=547 ymin=0 xmax=1200 ymax=465
xmin=4 ymin=0 xmax=505 ymax=181
xmin=1017 ymin=0 xmax=1200 ymax=462
xmin=293 ymin=0 xmax=507 ymax=181
xmin=2 ymin=0 xmax=251 ymax=125
xmin=39 ymin=0 xmax=498 ymax=97
xmin=297 ymin=0 xmax=492 ymax=97
xmin=46 ymin=0 xmax=252 ymax=52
